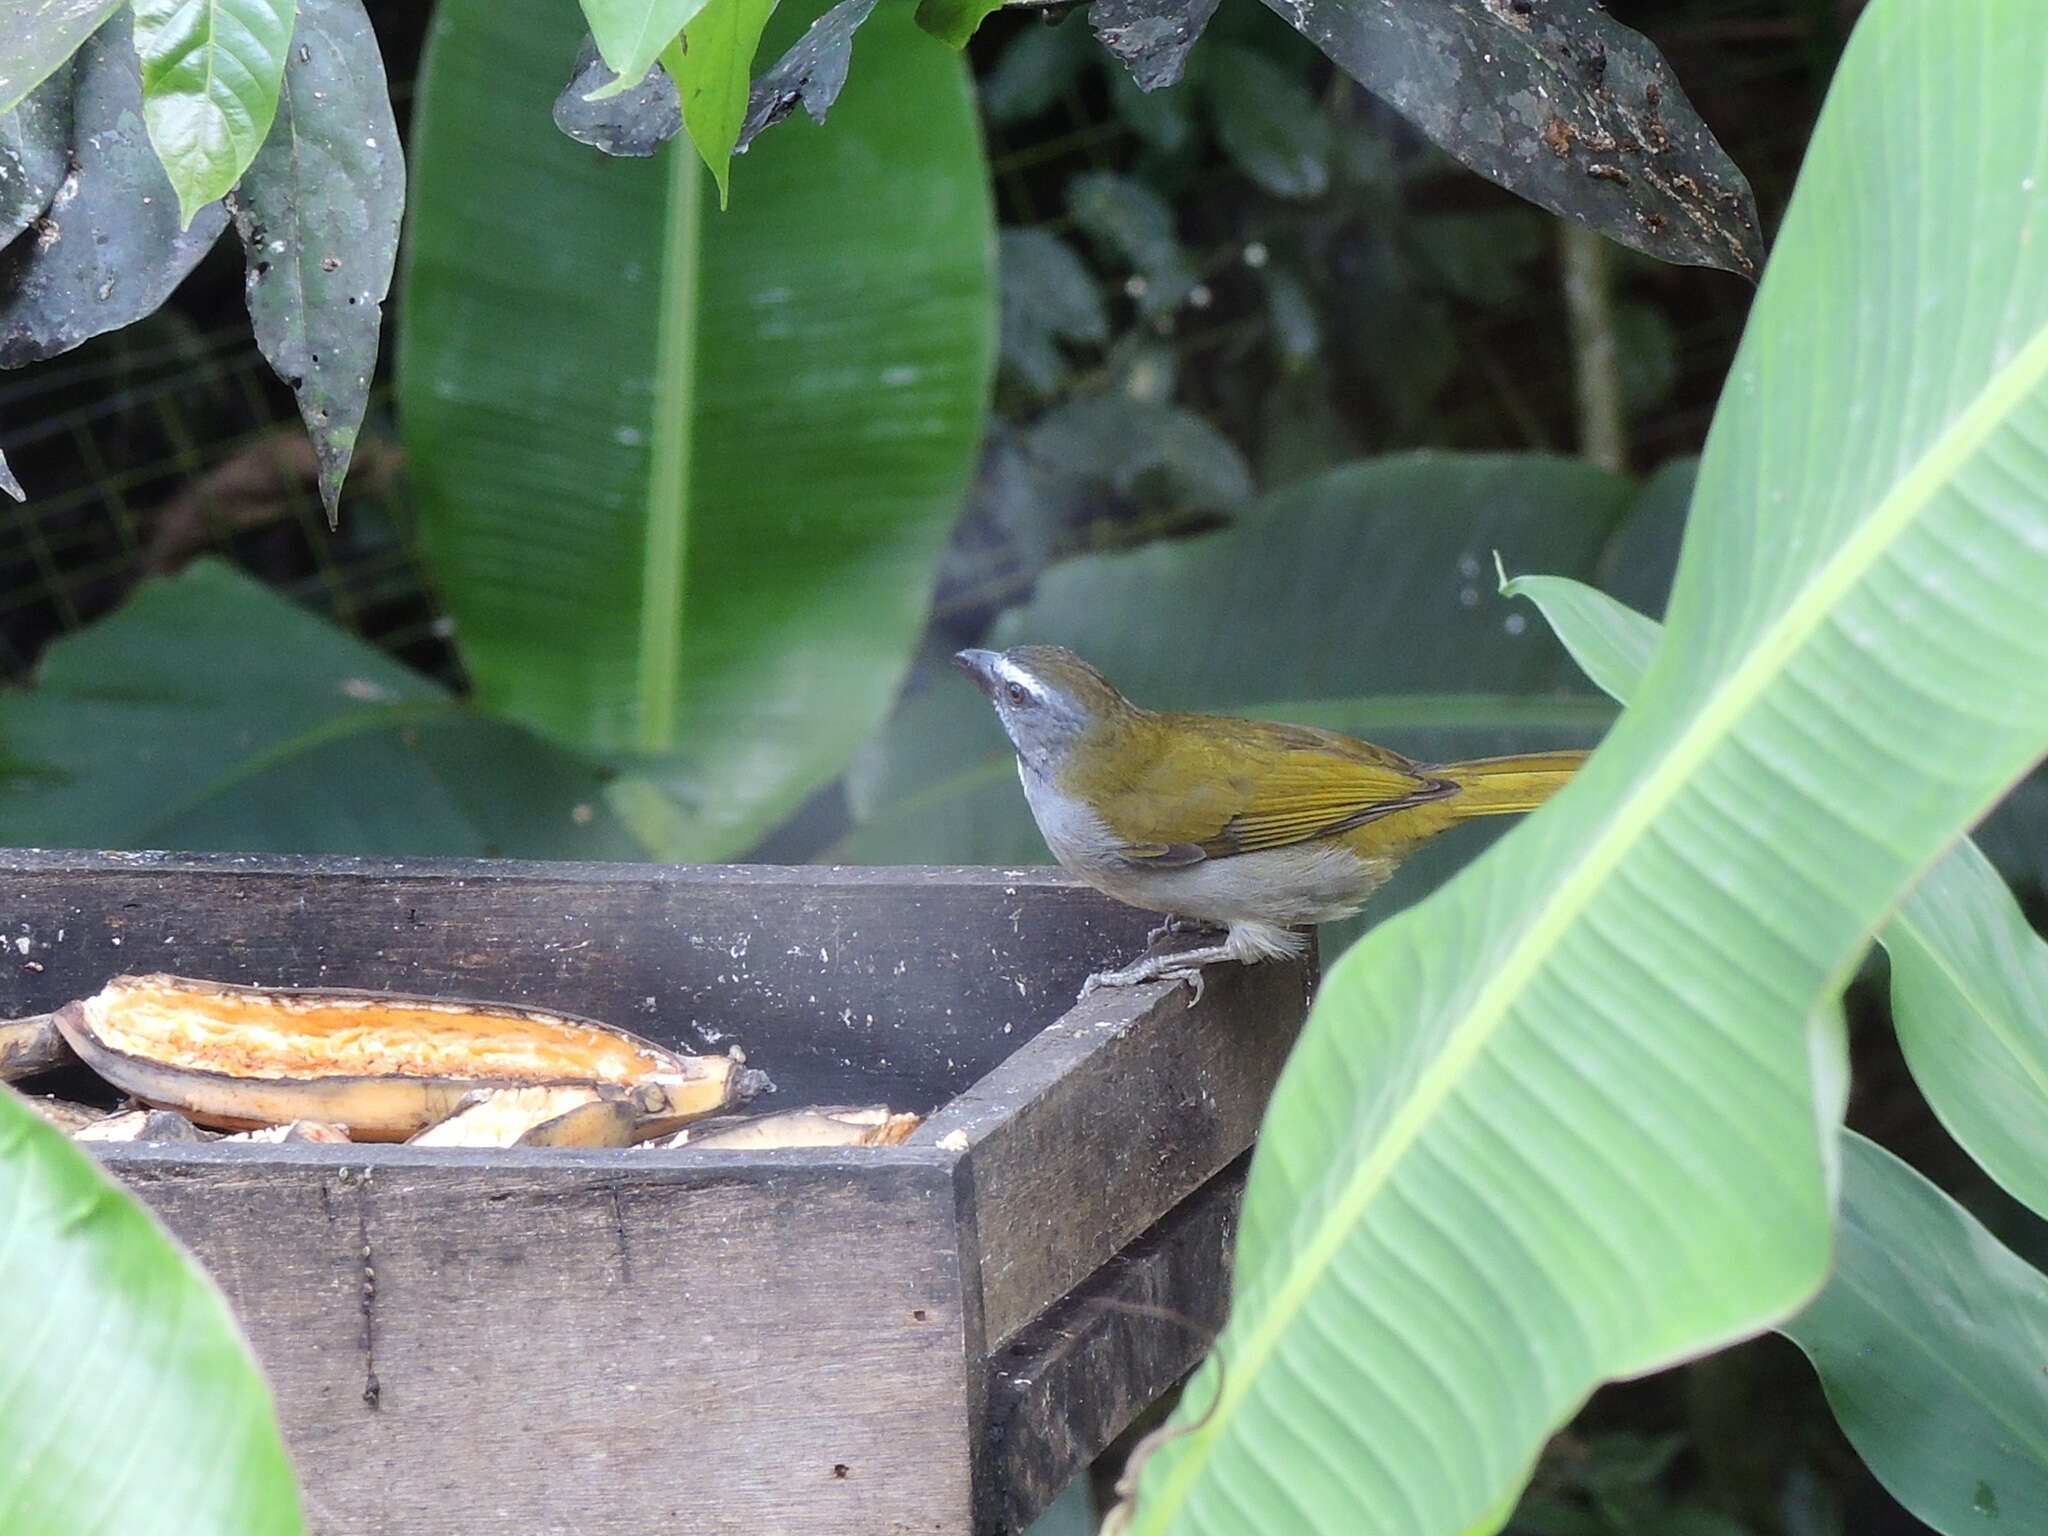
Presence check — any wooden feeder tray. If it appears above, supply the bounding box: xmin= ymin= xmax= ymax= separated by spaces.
xmin=2 ymin=850 xmax=1311 ymax=1536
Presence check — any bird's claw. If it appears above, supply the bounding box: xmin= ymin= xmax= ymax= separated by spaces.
xmin=1077 ymin=956 xmax=1206 ymax=1006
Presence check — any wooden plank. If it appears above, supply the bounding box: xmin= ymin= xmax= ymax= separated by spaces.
xmin=976 ymin=1159 xmax=1247 ymax=1534
xmin=918 ymin=946 xmax=1308 ymax=1349
xmin=0 ymin=853 xmax=1156 ymax=1110
xmin=101 ymin=1142 xmax=977 ymax=1536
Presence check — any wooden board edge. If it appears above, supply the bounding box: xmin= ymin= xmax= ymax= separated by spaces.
xmin=973 ymin=1157 xmax=1247 ymax=1534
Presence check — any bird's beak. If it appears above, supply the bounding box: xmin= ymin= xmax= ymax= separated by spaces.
xmin=952 ymin=648 xmax=1000 ymax=698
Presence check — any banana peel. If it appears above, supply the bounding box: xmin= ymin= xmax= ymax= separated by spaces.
xmin=54 ymin=974 xmax=767 ymax=1142
xmin=1 ymin=1013 xmax=72 ymax=1081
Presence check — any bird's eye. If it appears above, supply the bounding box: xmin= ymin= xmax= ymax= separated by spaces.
xmin=1005 ymin=681 xmax=1029 ymax=706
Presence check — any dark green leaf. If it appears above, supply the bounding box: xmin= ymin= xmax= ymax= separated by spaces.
xmin=0 ymin=0 xmax=121 ymax=114
xmin=1024 ymin=394 xmax=1251 ymax=511
xmin=1262 ymin=0 xmax=1762 ymax=276
xmin=0 ymin=11 xmax=229 ymax=366
xmin=132 ymin=0 xmax=298 ymax=226
xmin=231 ymin=0 xmax=403 ymax=522
xmin=0 ymin=1086 xmax=304 ymax=1534
xmin=1203 ymin=44 xmax=1330 ymax=199
xmin=666 ymin=0 xmax=780 ymax=204
xmin=913 ymin=0 xmax=1003 ymax=49
xmin=578 ymin=0 xmax=712 ymax=96
xmin=1067 ymin=169 xmax=1196 ymax=313
xmin=999 ymin=227 xmax=1106 ymax=394
xmin=1107 ymin=64 xmax=1193 ymax=151
xmin=0 ymin=59 xmax=68 ymax=245
xmin=0 ymin=560 xmax=644 ymax=858
xmin=1782 ymin=1135 xmax=2048 ymax=1535
xmin=1091 ymin=0 xmax=1219 ymax=92
xmin=553 ymin=34 xmax=681 ymax=155
xmin=735 ymin=0 xmax=876 ymax=151
xmin=401 ymin=0 xmax=993 ymax=860
xmin=1260 ymin=267 xmax=1318 ymax=367
xmin=980 ymin=15 xmax=1091 ymax=127
xmin=1409 ymin=209 xmax=1544 ymax=305
xmin=1616 ymin=300 xmax=1679 ymax=415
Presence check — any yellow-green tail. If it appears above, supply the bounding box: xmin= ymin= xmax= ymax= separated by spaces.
xmin=1438 ymin=750 xmax=1589 ymax=816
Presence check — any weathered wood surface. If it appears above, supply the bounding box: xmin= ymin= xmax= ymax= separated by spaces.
xmin=0 ymin=852 xmax=1157 ymax=1109
xmin=978 ymin=1160 xmax=1246 ymax=1534
xmin=13 ymin=853 xmax=1303 ymax=1534
xmin=103 ymin=1142 xmax=975 ymax=1536
xmin=919 ymin=949 xmax=1308 ymax=1348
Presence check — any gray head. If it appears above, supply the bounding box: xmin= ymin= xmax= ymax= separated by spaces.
xmin=952 ymin=645 xmax=1134 ymax=775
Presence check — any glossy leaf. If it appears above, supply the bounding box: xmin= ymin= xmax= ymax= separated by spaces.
xmin=1264 ymin=0 xmax=1760 ymax=276
xmin=0 ymin=450 xmax=21 ymax=500
xmin=1890 ymin=844 xmax=2048 ymax=1219
xmin=553 ymin=34 xmax=682 ymax=156
xmin=1128 ymin=5 xmax=2048 ymax=1531
xmin=132 ymin=0 xmax=298 ymax=226
xmin=0 ymin=0 xmax=121 ymax=114
xmin=401 ymin=0 xmax=993 ymax=860
xmin=1090 ymin=0 xmax=1219 ymax=93
xmin=1501 ymin=572 xmax=2048 ymax=1227
xmin=230 ymin=0 xmax=403 ymax=521
xmin=0 ymin=60 xmax=69 ymax=245
xmin=0 ymin=560 xmax=644 ymax=859
xmin=0 ymin=11 xmax=229 ymax=366
xmin=735 ymin=0 xmax=876 ymax=152
xmin=664 ymin=0 xmax=779 ymax=204
xmin=578 ymin=0 xmax=712 ymax=96
xmin=0 ymin=1085 xmax=303 ymax=1534
xmin=913 ymin=0 xmax=1002 ymax=49
xmin=1782 ymin=1135 xmax=2048 ymax=1534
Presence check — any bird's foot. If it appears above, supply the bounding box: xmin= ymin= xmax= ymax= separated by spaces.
xmin=1078 ymin=940 xmax=1241 ymax=1008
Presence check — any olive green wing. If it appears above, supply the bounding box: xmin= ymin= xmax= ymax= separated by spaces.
xmin=1091 ymin=716 xmax=1455 ymax=862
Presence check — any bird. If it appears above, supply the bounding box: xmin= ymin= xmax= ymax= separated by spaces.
xmin=953 ymin=644 xmax=1588 ymax=997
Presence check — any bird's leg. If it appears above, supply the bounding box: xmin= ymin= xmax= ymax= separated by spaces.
xmin=1145 ymin=912 xmax=1206 ymax=947
xmin=1079 ymin=921 xmax=1307 ymax=1006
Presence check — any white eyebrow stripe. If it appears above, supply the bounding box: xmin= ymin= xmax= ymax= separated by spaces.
xmin=992 ymin=657 xmax=1036 ymax=695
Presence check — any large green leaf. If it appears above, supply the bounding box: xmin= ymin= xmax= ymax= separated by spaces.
xmin=0 ymin=1086 xmax=303 ymax=1535
xmin=1889 ymin=844 xmax=2048 ymax=1220
xmin=843 ymin=453 xmax=1630 ymax=935
xmin=1127 ymin=4 xmax=2048 ymax=1532
xmin=0 ymin=560 xmax=645 ymax=858
xmin=1782 ymin=1135 xmax=2048 ymax=1534
xmin=1505 ymin=567 xmax=2048 ymax=1231
xmin=401 ymin=0 xmax=993 ymax=860
xmin=132 ymin=0 xmax=298 ymax=226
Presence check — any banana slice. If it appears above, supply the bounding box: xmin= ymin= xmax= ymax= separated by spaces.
xmin=673 ymin=1105 xmax=921 ymax=1150
xmin=409 ymin=1085 xmax=640 ymax=1149
xmin=54 ymin=974 xmax=767 ymax=1141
